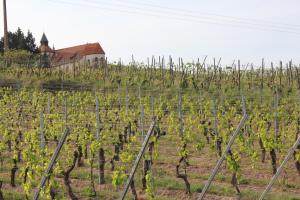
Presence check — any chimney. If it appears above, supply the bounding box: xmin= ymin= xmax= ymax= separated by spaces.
xmin=3 ymin=0 xmax=9 ymax=52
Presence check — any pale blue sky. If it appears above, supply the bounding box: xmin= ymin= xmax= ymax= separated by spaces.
xmin=1 ymin=0 xmax=300 ymax=66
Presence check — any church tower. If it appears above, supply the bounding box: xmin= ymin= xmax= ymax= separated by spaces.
xmin=39 ymin=33 xmax=53 ymax=67
xmin=40 ymin=33 xmax=49 ymax=48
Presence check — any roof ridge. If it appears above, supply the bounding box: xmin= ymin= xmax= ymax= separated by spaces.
xmin=56 ymin=42 xmax=99 ymax=51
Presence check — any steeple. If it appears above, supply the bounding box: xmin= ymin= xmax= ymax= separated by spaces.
xmin=39 ymin=33 xmax=52 ymax=68
xmin=40 ymin=33 xmax=48 ymax=46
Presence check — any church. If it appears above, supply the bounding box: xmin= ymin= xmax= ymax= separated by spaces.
xmin=39 ymin=33 xmax=106 ymax=69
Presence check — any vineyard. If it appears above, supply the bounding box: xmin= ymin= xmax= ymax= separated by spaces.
xmin=0 ymin=59 xmax=299 ymax=200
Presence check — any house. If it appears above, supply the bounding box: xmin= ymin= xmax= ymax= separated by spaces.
xmin=39 ymin=33 xmax=106 ymax=69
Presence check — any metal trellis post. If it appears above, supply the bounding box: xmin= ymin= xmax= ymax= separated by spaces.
xmin=198 ymin=97 xmax=248 ymax=200
xmin=119 ymin=120 xmax=156 ymax=200
xmin=33 ymin=128 xmax=70 ymax=200
xmin=259 ymin=136 xmax=300 ymax=200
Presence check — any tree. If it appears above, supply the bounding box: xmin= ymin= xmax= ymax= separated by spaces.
xmin=0 ymin=27 xmax=38 ymax=54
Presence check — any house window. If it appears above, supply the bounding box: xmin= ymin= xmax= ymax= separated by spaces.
xmin=100 ymin=57 xmax=105 ymax=67
xmin=94 ymin=57 xmax=99 ymax=68
xmin=87 ymin=59 xmax=91 ymax=66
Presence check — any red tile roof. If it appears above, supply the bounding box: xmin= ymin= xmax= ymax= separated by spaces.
xmin=56 ymin=43 xmax=105 ymax=55
xmin=52 ymin=43 xmax=105 ymax=65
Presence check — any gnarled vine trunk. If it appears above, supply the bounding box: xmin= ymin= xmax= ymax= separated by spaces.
xmin=228 ymin=150 xmax=241 ymax=194
xmin=142 ymin=128 xmax=166 ymax=190
xmin=130 ymin=180 xmax=138 ymax=200
xmin=203 ymin=125 xmax=210 ymax=144
xmin=176 ymin=155 xmax=191 ymax=195
xmin=0 ymin=181 xmax=4 ymax=200
xmin=99 ymin=148 xmax=105 ymax=184
xmin=89 ymin=153 xmax=96 ymax=197
xmin=84 ymin=145 xmax=88 ymax=159
xmin=295 ymin=159 xmax=300 ymax=175
xmin=295 ymin=120 xmax=300 ymax=175
xmin=10 ymin=158 xmax=17 ymax=187
xmin=142 ymin=160 xmax=152 ymax=190
xmin=216 ymin=138 xmax=222 ymax=157
xmin=77 ymin=145 xmax=84 ymax=167
xmin=46 ymin=176 xmax=57 ymax=200
xmin=231 ymin=171 xmax=240 ymax=194
xmin=113 ymin=144 xmax=119 ymax=161
xmin=23 ymin=167 xmax=29 ymax=184
xmin=110 ymin=134 xmax=122 ymax=171
xmin=259 ymin=138 xmax=266 ymax=163
xmin=270 ymin=149 xmax=277 ymax=175
xmin=62 ymin=151 xmax=78 ymax=200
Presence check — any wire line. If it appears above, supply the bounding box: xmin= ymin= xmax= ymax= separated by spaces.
xmin=47 ymin=0 xmax=300 ymax=35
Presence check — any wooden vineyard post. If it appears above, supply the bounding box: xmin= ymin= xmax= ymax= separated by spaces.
xmin=261 ymin=58 xmax=264 ymax=91
xmin=139 ymin=86 xmax=145 ymax=140
xmin=63 ymin=96 xmax=68 ymax=128
xmin=198 ymin=90 xmax=203 ymax=115
xmin=138 ymin=85 xmax=141 ymax=103
xmin=96 ymin=96 xmax=100 ymax=140
xmin=213 ymin=58 xmax=216 ymax=80
xmin=260 ymin=60 xmax=264 ymax=105
xmin=147 ymin=57 xmax=150 ymax=71
xmin=141 ymin=104 xmax=145 ymax=139
xmin=47 ymin=96 xmax=51 ymax=114
xmin=151 ymin=95 xmax=154 ymax=118
xmin=274 ymin=91 xmax=279 ymax=139
xmin=169 ymin=56 xmax=173 ymax=81
xmin=295 ymin=66 xmax=300 ymax=90
xmin=60 ymin=73 xmax=63 ymax=91
xmin=212 ymin=98 xmax=221 ymax=157
xmin=118 ymin=84 xmax=121 ymax=110
xmin=198 ymin=97 xmax=248 ymax=200
xmin=216 ymin=58 xmax=222 ymax=89
xmin=33 ymin=128 xmax=70 ymax=200
xmin=95 ymin=96 xmax=102 ymax=184
xmin=192 ymin=60 xmax=196 ymax=77
xmin=250 ymin=64 xmax=254 ymax=89
xmin=159 ymin=56 xmax=161 ymax=78
xmin=259 ymin=136 xmax=300 ymax=200
xmin=178 ymin=90 xmax=183 ymax=137
xmin=202 ymin=56 xmax=207 ymax=74
xmin=238 ymin=60 xmax=241 ymax=91
xmin=125 ymin=87 xmax=129 ymax=115
xmin=279 ymin=61 xmax=283 ymax=88
xmin=162 ymin=56 xmax=165 ymax=80
xmin=213 ymin=98 xmax=218 ymax=140
xmin=40 ymin=112 xmax=45 ymax=149
xmin=289 ymin=60 xmax=293 ymax=88
xmin=119 ymin=120 xmax=156 ymax=200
